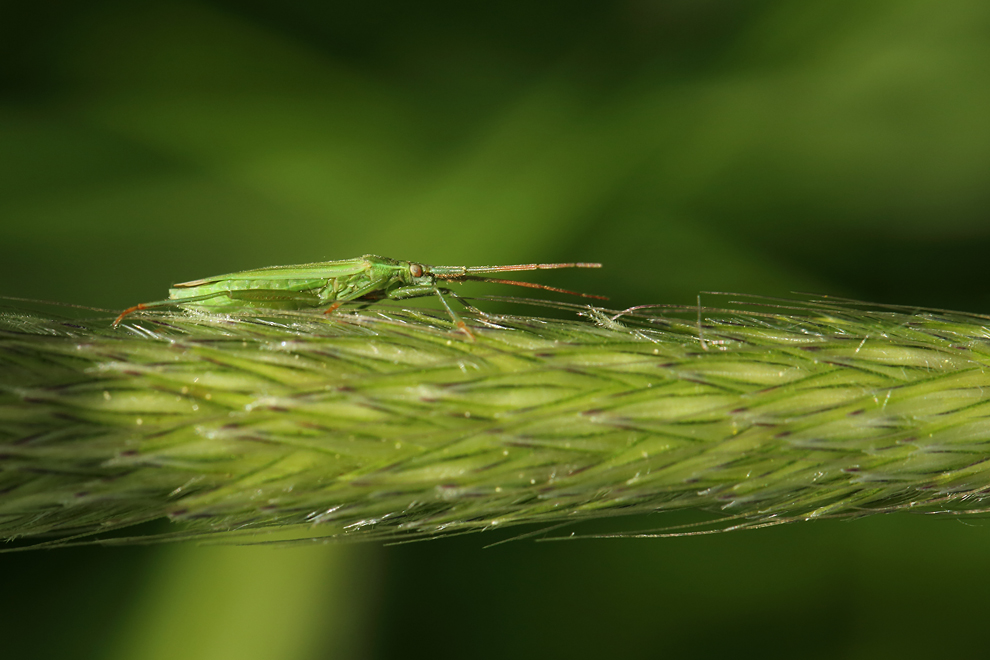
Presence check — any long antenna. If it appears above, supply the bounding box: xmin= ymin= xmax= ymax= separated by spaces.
xmin=430 ymin=262 xmax=601 ymax=276
xmin=434 ymin=275 xmax=608 ymax=300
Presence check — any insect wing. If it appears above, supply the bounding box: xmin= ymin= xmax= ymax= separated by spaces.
xmin=172 ymin=258 xmax=372 ymax=288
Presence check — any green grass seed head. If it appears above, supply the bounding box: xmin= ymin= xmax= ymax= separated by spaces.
xmin=3 ymin=295 xmax=990 ymax=548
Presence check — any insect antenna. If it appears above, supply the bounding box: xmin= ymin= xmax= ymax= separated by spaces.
xmin=435 ymin=275 xmax=608 ymax=300
xmin=430 ymin=262 xmax=601 ymax=276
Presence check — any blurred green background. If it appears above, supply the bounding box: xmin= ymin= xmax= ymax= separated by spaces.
xmin=4 ymin=1 xmax=990 ymax=657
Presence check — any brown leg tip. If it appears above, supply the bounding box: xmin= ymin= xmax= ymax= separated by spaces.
xmin=112 ymin=304 xmax=145 ymax=327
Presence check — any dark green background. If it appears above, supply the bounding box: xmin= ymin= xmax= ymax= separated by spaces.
xmin=4 ymin=1 xmax=990 ymax=657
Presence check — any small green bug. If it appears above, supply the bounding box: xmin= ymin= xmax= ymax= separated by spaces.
xmin=113 ymin=254 xmax=605 ymax=337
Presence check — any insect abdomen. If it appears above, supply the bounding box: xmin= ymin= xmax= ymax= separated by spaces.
xmin=169 ymin=278 xmax=329 ymax=309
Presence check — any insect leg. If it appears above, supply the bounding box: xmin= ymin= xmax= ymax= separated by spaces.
xmin=433 ymin=288 xmax=473 ymax=340
xmin=112 ymin=291 xmax=234 ymax=327
xmin=383 ymin=284 xmax=438 ymax=300
xmin=393 ymin=284 xmax=487 ymax=318
xmin=388 ymin=284 xmax=474 ymax=339
xmin=321 ymin=278 xmax=393 ymax=315
xmin=442 ymin=288 xmax=489 ymax=318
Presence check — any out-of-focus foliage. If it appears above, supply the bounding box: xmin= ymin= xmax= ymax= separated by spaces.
xmin=3 ymin=1 xmax=990 ymax=658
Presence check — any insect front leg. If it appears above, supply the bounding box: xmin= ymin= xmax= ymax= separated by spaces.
xmin=388 ymin=285 xmax=474 ymax=339
xmin=390 ymin=284 xmax=489 ymax=318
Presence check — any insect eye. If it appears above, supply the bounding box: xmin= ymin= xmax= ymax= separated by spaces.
xmin=409 ymin=263 xmax=424 ymax=277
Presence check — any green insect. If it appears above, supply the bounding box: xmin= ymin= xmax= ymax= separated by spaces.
xmin=113 ymin=254 xmax=605 ymax=337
